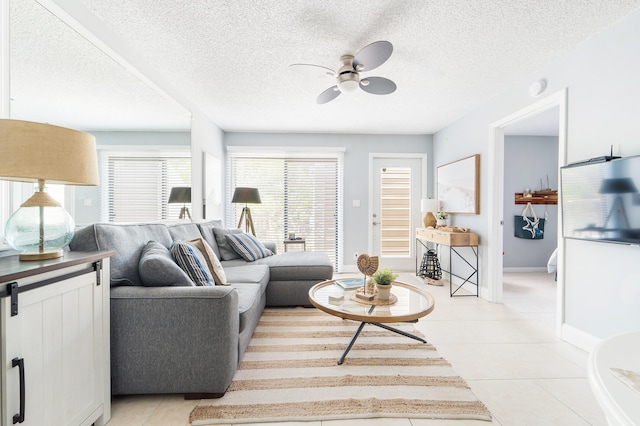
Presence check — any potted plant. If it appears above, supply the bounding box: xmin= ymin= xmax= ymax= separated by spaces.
xmin=435 ymin=212 xmax=449 ymax=227
xmin=371 ymin=267 xmax=398 ymax=300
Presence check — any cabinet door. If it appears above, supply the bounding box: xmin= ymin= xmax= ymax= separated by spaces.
xmin=2 ymin=270 xmax=103 ymax=426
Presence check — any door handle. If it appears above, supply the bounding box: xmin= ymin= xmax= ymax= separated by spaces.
xmin=12 ymin=357 xmax=25 ymax=424
xmin=372 ymin=222 xmax=380 ymax=225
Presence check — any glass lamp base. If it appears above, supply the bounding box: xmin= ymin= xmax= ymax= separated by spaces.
xmin=5 ymin=187 xmax=75 ymax=261
xmin=19 ymin=249 xmax=64 ymax=261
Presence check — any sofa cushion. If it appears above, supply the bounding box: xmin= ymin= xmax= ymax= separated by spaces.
xmin=225 ymin=233 xmax=274 ymax=261
xmin=167 ymin=222 xmax=203 ymax=242
xmin=138 ymin=241 xmax=194 ymax=287
xmin=189 ymin=238 xmax=229 ymax=285
xmin=171 ymin=241 xmax=215 ymax=286
xmin=255 ymin=251 xmax=333 ymax=281
xmin=225 ymin=264 xmax=269 ymax=333
xmin=233 ymin=284 xmax=263 ymax=333
xmin=213 ymin=227 xmax=243 ymax=260
xmin=196 ymin=220 xmax=223 ymax=259
xmin=70 ymin=223 xmax=173 ymax=286
xmin=224 ymin=264 xmax=270 ymax=287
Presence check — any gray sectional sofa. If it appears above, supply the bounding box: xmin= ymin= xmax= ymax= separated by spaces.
xmin=69 ymin=220 xmax=333 ymax=397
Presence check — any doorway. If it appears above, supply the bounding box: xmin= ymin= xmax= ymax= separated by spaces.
xmin=369 ymin=155 xmax=426 ymax=271
xmin=502 ymin=107 xmax=560 ymax=329
xmin=487 ymin=88 xmax=567 ymax=335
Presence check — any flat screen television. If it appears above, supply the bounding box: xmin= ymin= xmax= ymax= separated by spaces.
xmin=561 ymin=155 xmax=640 ymax=246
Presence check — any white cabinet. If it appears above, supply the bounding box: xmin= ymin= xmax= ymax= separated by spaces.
xmin=0 ymin=252 xmax=113 ymax=426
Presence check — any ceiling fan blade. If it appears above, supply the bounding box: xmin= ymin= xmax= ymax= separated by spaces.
xmin=290 ymin=63 xmax=336 ymax=78
xmin=360 ymin=77 xmax=396 ymax=95
xmin=316 ymin=86 xmax=341 ymax=104
xmin=353 ymin=41 xmax=393 ymax=72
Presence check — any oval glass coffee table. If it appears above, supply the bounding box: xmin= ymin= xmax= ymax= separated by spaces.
xmin=308 ymin=279 xmax=435 ymax=364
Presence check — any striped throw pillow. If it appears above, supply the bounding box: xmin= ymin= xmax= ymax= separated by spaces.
xmin=225 ymin=233 xmax=274 ymax=262
xmin=189 ymin=238 xmax=230 ymax=285
xmin=171 ymin=241 xmax=215 ymax=286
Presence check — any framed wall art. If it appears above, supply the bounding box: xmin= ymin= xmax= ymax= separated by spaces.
xmin=437 ymin=154 xmax=480 ymax=214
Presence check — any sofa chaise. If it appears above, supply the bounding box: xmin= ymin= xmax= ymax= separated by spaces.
xmin=69 ymin=220 xmax=333 ymax=397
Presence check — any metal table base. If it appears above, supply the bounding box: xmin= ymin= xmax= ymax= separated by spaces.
xmin=338 ymin=305 xmax=427 ymax=365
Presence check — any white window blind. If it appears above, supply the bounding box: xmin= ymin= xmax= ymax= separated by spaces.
xmin=227 ymin=154 xmax=342 ymax=270
xmin=104 ymin=154 xmax=191 ymax=222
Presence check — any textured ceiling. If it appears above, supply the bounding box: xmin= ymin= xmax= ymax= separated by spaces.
xmin=9 ymin=0 xmax=640 ymax=134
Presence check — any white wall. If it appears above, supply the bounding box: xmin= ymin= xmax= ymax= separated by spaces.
xmin=224 ymin=132 xmax=432 ymax=268
xmin=434 ymin=9 xmax=640 ymax=347
xmin=503 ymin=136 xmax=558 ymax=269
xmin=191 ymin=113 xmax=225 ymax=221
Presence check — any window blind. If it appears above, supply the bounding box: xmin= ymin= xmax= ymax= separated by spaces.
xmin=227 ymin=154 xmax=342 ymax=270
xmin=380 ymin=167 xmax=411 ymax=256
xmin=105 ymin=155 xmax=191 ymax=222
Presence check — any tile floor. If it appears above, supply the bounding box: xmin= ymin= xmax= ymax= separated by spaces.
xmin=106 ymin=271 xmax=607 ymax=425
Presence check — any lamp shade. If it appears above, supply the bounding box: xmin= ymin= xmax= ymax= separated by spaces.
xmin=231 ymin=187 xmax=261 ymax=204
xmin=421 ymin=198 xmax=438 ymax=213
xmin=0 ymin=119 xmax=98 ymax=260
xmin=0 ymin=119 xmax=98 ymax=186
xmin=599 ymin=178 xmax=638 ymax=194
xmin=168 ymin=187 xmax=191 ymax=203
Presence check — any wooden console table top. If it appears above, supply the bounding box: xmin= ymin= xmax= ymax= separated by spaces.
xmin=416 ymin=228 xmax=478 ymax=246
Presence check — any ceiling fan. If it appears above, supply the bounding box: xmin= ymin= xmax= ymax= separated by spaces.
xmin=291 ymin=40 xmax=397 ymax=104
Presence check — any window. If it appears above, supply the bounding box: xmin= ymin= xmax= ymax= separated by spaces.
xmin=102 ymin=151 xmax=191 ymax=222
xmin=227 ymin=151 xmax=343 ymax=270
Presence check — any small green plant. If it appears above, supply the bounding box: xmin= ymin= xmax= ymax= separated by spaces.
xmin=435 ymin=212 xmax=449 ymax=220
xmin=371 ymin=267 xmax=398 ymax=286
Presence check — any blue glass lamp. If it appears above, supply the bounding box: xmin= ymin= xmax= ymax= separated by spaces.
xmin=0 ymin=119 xmax=98 ymax=261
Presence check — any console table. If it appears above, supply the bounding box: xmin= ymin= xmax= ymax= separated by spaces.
xmin=0 ymin=251 xmax=114 ymax=426
xmin=415 ymin=228 xmax=479 ymax=297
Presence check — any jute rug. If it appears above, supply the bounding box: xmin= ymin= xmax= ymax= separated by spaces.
xmin=190 ymin=307 xmax=492 ymax=424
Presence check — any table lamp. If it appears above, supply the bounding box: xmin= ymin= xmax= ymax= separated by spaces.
xmin=421 ymin=198 xmax=438 ymax=228
xmin=231 ymin=187 xmax=261 ymax=235
xmin=0 ymin=119 xmax=98 ymax=261
xmin=168 ymin=187 xmax=191 ymax=219
xmin=599 ymin=177 xmax=638 ymax=229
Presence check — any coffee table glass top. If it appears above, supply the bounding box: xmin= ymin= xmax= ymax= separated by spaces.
xmin=308 ymin=279 xmax=435 ymax=323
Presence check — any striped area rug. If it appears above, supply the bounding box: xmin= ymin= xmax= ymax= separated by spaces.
xmin=190 ymin=308 xmax=491 ymax=424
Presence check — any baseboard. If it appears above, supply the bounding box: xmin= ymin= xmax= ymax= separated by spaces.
xmin=561 ymin=323 xmax=601 ymax=352
xmin=503 ymin=267 xmax=548 ymax=273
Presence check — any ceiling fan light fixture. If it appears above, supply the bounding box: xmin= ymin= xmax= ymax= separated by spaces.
xmin=336 ymin=68 xmax=360 ymax=93
xmin=337 ymin=79 xmax=360 ymax=93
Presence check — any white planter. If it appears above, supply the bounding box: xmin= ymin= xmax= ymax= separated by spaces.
xmin=376 ymin=284 xmax=392 ymax=300
xmin=436 ymin=219 xmax=449 ymax=227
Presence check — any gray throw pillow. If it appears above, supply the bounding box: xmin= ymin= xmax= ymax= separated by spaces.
xmin=213 ymin=227 xmax=243 ymax=260
xmin=197 ymin=220 xmax=223 ymax=259
xmin=138 ymin=241 xmax=194 ymax=287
